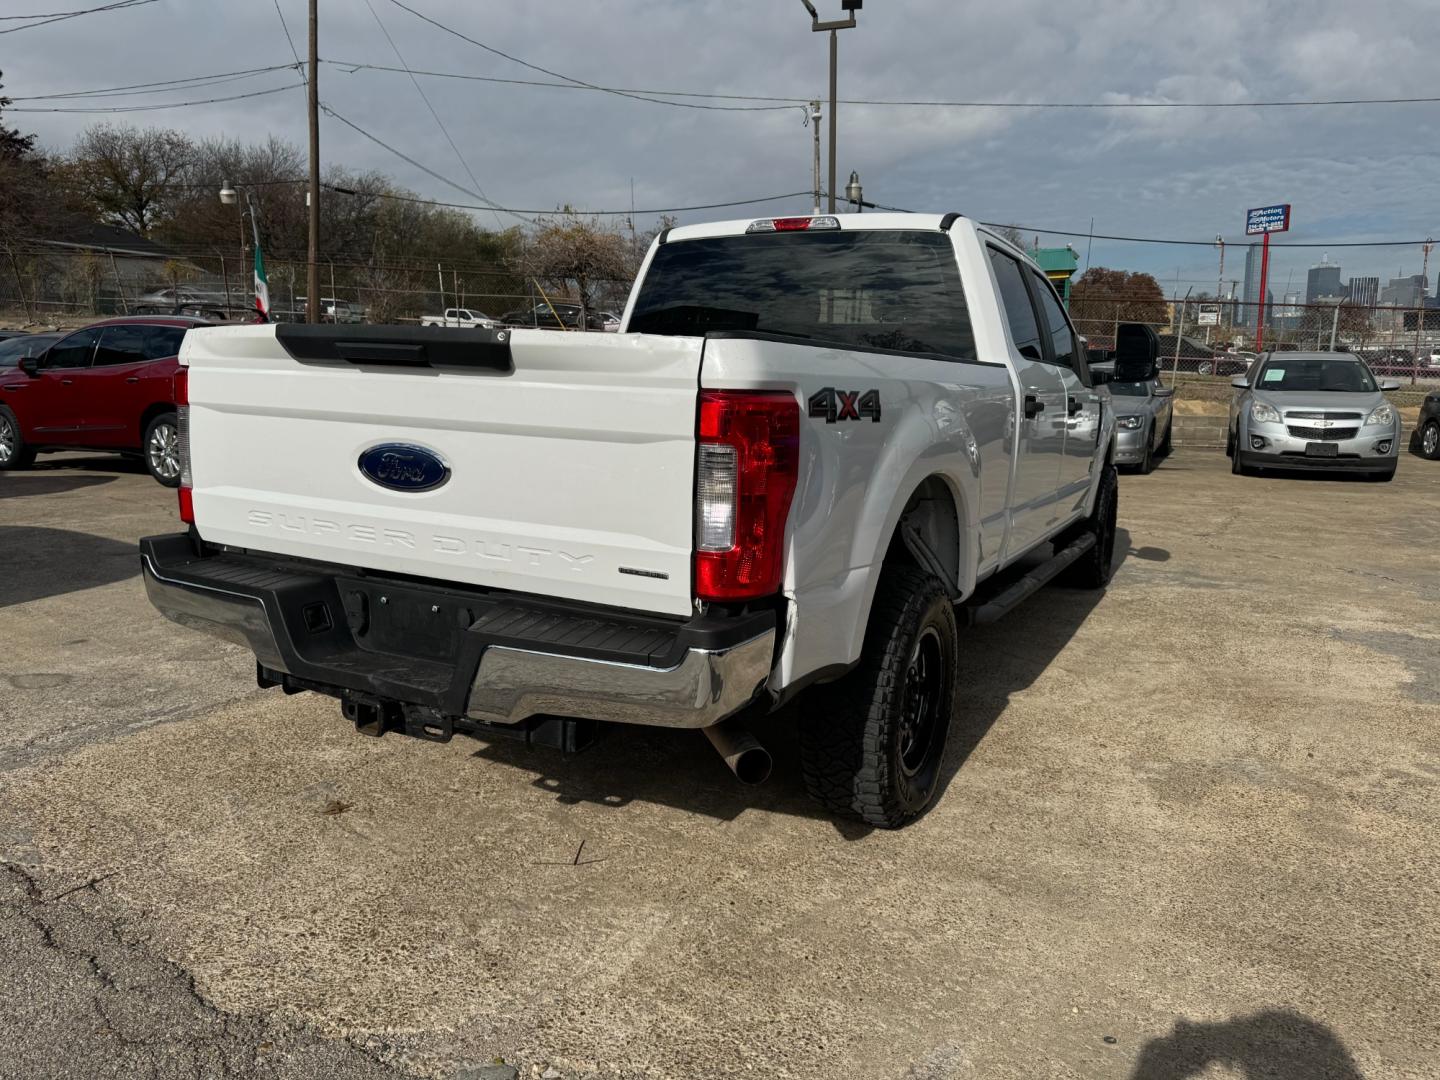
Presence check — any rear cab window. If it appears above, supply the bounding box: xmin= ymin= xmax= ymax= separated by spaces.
xmin=629 ymin=229 xmax=976 ymax=361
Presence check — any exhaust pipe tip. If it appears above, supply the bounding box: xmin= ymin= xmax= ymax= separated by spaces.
xmin=702 ymin=720 xmax=773 ymax=786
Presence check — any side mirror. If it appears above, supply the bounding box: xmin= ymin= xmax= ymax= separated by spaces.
xmin=1378 ymin=379 xmax=1401 ymax=391
xmin=1153 ymin=386 xmax=1175 ymax=398
xmin=1230 ymin=376 xmax=1250 ymax=389
xmin=1114 ymin=323 xmax=1160 ymax=367
xmin=18 ymin=356 xmax=40 ymax=377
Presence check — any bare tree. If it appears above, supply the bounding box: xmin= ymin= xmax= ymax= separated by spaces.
xmin=525 ymin=212 xmax=632 ymax=324
xmin=60 ymin=123 xmax=195 ymax=236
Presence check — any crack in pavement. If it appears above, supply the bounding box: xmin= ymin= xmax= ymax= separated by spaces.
xmin=0 ymin=862 xmax=407 ymax=1080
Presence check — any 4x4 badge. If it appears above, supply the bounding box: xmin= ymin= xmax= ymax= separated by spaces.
xmin=808 ymin=387 xmax=881 ymax=424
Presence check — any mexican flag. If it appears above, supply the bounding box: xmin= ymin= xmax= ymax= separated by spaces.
xmin=250 ymin=215 xmax=270 ymax=321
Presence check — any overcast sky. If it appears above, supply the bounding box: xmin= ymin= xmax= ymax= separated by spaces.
xmin=7 ymin=0 xmax=1440 ymax=297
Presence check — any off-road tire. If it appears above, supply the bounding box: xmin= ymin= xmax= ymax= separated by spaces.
xmin=0 ymin=406 xmax=35 ymax=471
xmin=1060 ymin=462 xmax=1118 ymax=589
xmin=798 ymin=562 xmax=957 ymax=829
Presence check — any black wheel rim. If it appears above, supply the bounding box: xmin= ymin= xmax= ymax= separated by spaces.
xmin=899 ymin=627 xmax=944 ymax=777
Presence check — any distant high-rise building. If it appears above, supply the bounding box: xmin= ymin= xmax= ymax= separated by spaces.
xmin=1381 ymin=274 xmax=1428 ymax=308
xmin=1240 ymin=242 xmax=1263 ymax=328
xmin=1306 ymin=261 xmax=1343 ymax=304
xmin=1348 ymin=276 xmax=1379 ymax=308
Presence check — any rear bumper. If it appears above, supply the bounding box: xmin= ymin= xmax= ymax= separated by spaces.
xmin=140 ymin=534 xmax=776 ymax=730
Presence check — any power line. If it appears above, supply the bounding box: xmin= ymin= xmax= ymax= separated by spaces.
xmin=327 ymin=59 xmax=1440 ymax=112
xmin=331 ymin=58 xmax=800 ymax=113
xmin=320 ymin=102 xmax=534 ymax=223
xmin=379 ymin=0 xmax=801 ymax=114
xmin=326 ymin=183 xmax=817 ymax=217
xmin=7 ymin=83 xmax=305 ymax=114
xmin=0 ymin=0 xmax=154 ymax=34
xmin=271 ymin=0 xmax=307 ymax=86
xmin=9 ymin=65 xmax=299 ymax=102
xmin=359 ymin=0 xmax=508 ymax=227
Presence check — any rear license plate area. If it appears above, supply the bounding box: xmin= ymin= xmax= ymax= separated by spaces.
xmin=337 ymin=577 xmax=481 ymax=661
xmin=1305 ymin=442 xmax=1339 ymax=457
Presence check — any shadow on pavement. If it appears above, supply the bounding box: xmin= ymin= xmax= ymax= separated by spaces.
xmin=0 ymin=526 xmax=138 ymax=608
xmin=0 ymin=474 xmax=116 ymax=499
xmin=30 ymin=453 xmax=148 ymax=478
xmin=1130 ymin=1009 xmax=1364 ymax=1080
xmin=472 ymin=542 xmax=1122 ymax=840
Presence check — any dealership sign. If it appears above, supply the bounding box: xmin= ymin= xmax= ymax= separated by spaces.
xmin=1246 ymin=204 xmax=1292 ymax=235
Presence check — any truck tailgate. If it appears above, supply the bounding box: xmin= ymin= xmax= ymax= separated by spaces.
xmin=182 ymin=325 xmax=701 ymax=616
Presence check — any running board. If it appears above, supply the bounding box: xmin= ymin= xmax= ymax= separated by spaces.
xmin=962 ymin=532 xmax=1095 ymax=626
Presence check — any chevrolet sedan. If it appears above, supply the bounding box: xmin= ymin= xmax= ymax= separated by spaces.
xmin=1227 ymin=352 xmax=1400 ymax=481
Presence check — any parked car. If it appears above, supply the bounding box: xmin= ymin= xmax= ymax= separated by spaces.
xmin=599 ymin=311 xmax=621 ymax=332
xmin=141 ymin=213 xmax=1129 ymax=829
xmin=420 ymin=307 xmax=499 ymax=329
xmin=500 ymin=302 xmax=604 ymax=331
xmin=0 ymin=316 xmax=209 ymax=485
xmin=1413 ymin=390 xmax=1440 ymax=460
xmin=296 ymin=297 xmax=362 ymax=324
xmin=0 ymin=332 xmax=62 ymax=368
xmin=0 ymin=330 xmax=32 ymax=343
xmin=1106 ymin=362 xmax=1174 ymax=473
xmin=1227 ymin=351 xmax=1401 ymax=480
xmin=136 ymin=286 xmax=225 ymax=308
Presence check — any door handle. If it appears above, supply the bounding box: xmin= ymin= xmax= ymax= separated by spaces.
xmin=60 ymin=378 xmax=73 ymax=386
xmin=1067 ymin=396 xmax=1083 ymax=416
xmin=1024 ymin=394 xmax=1045 ymax=419
xmin=125 ymin=377 xmax=140 ymax=383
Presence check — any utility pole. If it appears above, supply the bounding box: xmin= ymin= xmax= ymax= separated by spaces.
xmin=306 ymin=0 xmax=321 ymax=324
xmin=809 ymin=101 xmax=822 ymax=215
xmin=800 ymin=1 xmax=859 ymax=214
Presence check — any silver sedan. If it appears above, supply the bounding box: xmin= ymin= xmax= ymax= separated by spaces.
xmin=1109 ymin=374 xmax=1175 ymax=473
xmin=1227 ymin=352 xmax=1401 ymax=481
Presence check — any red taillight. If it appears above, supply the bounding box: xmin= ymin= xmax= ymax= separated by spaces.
xmin=772 ymin=217 xmax=814 ymax=231
xmin=175 ymin=368 xmax=193 ymax=524
xmin=694 ymin=390 xmax=800 ymax=602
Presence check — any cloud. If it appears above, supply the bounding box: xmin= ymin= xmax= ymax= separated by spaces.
xmin=4 ymin=0 xmax=1440 ymax=284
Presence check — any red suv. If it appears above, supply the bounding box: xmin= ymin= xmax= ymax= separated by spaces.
xmin=0 ymin=316 xmax=208 ymax=486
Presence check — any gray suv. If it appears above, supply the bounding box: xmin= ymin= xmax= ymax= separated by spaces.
xmin=1227 ymin=352 xmax=1400 ymax=481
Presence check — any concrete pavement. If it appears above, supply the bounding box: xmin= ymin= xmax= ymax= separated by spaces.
xmin=1 ymin=448 xmax=1437 ymax=1079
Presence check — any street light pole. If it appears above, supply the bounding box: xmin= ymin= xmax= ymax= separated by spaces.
xmin=800 ymin=1 xmax=859 ymax=214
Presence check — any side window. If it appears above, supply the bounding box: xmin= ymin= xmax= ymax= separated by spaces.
xmin=1032 ymin=274 xmax=1082 ymax=376
xmin=142 ymin=326 xmax=186 ymax=360
xmin=988 ymin=248 xmax=1044 ymax=361
xmin=94 ymin=325 xmax=149 ymax=367
xmin=42 ymin=327 xmax=101 ymax=370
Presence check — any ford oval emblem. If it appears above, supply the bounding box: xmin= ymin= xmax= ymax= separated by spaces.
xmin=358 ymin=443 xmax=450 ymax=493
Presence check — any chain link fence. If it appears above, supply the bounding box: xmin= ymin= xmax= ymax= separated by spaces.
xmin=0 ymin=247 xmax=634 ymax=330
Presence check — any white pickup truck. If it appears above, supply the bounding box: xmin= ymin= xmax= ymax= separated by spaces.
xmin=420 ymin=307 xmax=498 ymax=329
xmin=142 ymin=213 xmax=1144 ymax=828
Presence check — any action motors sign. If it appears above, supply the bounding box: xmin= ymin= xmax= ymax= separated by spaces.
xmin=1246 ymin=204 xmax=1292 ymax=235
